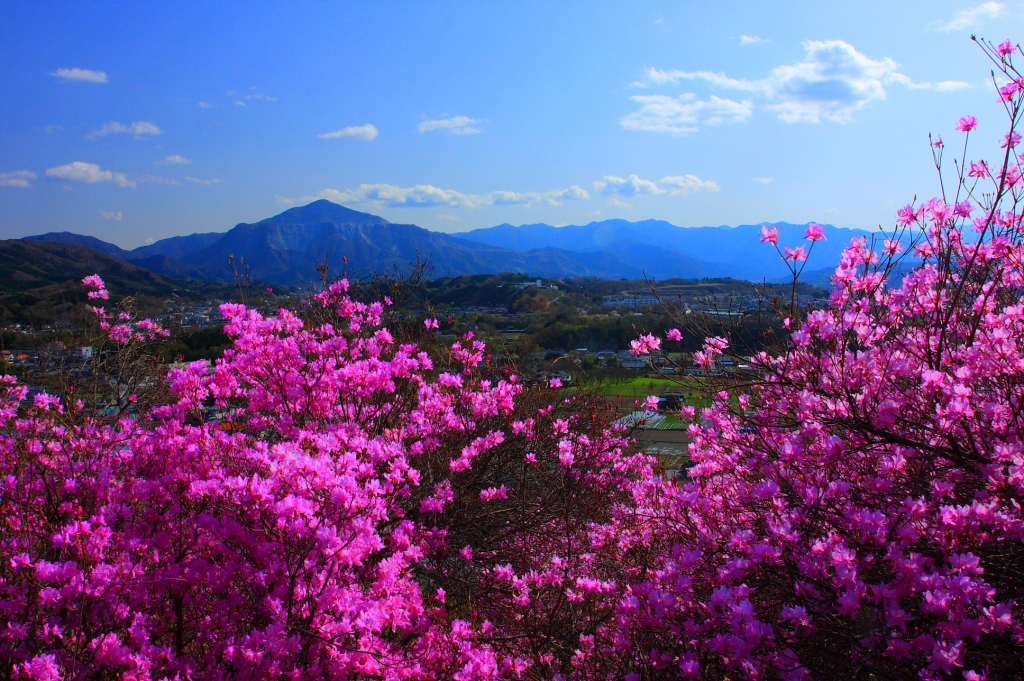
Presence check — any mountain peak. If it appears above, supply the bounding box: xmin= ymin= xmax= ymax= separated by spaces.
xmin=259 ymin=200 xmax=390 ymax=226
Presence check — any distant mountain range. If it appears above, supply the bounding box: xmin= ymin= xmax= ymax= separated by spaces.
xmin=18 ymin=200 xmax=871 ymax=286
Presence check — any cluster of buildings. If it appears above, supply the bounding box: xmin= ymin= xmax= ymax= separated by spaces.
xmin=512 ymin=279 xmax=559 ymax=291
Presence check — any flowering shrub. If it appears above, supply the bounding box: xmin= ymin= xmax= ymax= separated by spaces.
xmin=616 ymin=37 xmax=1024 ymax=681
xmin=0 ymin=274 xmax=655 ymax=681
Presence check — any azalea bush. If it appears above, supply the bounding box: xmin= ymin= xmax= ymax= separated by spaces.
xmin=0 ymin=272 xmax=655 ymax=681
xmin=616 ymin=37 xmax=1024 ymax=680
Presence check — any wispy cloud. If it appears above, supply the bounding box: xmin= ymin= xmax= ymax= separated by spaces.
xmin=280 ymin=183 xmax=588 ymax=210
xmin=46 ymin=162 xmax=134 ymax=187
xmin=621 ymin=94 xmax=753 ymax=134
xmin=320 ymin=124 xmax=379 ymax=141
xmin=197 ymin=101 xmax=213 ymax=109
xmin=0 ymin=170 xmax=37 ymax=188
xmin=594 ymin=175 xmax=664 ymax=198
xmin=753 ymin=177 xmax=773 ymax=184
xmin=98 ymin=210 xmax=122 ymax=221
xmin=90 ymin=121 xmax=163 ymax=138
xmin=51 ymin=67 xmax=107 ymax=83
xmin=739 ymin=35 xmax=763 ymax=45
xmin=660 ymin=175 xmax=721 ymax=195
xmin=631 ymin=40 xmax=970 ymax=126
xmin=228 ymin=89 xmax=278 ymax=106
xmin=184 ymin=176 xmax=223 ymax=185
xmin=936 ymin=2 xmax=1004 ymax=31
xmin=607 ymin=198 xmax=633 ymax=209
xmin=594 ymin=174 xmax=720 ymax=199
xmin=157 ymin=155 xmax=190 ymax=165
xmin=418 ymin=116 xmax=483 ymax=135
xmin=138 ymin=175 xmax=181 ymax=186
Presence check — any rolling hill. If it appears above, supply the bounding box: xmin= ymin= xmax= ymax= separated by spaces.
xmin=0 ymin=240 xmax=242 ymax=326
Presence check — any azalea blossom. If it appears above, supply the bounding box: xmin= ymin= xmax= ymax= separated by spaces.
xmin=783 ymin=245 xmax=808 ymax=262
xmin=956 ymin=115 xmax=978 ymax=132
xmin=803 ymin=223 xmax=825 ymax=241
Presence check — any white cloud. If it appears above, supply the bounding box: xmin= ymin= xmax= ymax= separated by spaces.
xmin=90 ymin=121 xmax=163 ymax=138
xmin=0 ymin=170 xmax=36 ymax=188
xmin=98 ymin=210 xmax=122 ymax=221
xmin=753 ymin=177 xmax=773 ymax=184
xmin=937 ymin=2 xmax=1004 ymax=31
xmin=594 ymin=173 xmax=719 ymax=198
xmin=46 ymin=162 xmax=134 ymax=187
xmin=659 ymin=174 xmax=720 ymax=195
xmin=138 ymin=175 xmax=181 ymax=185
xmin=621 ymin=94 xmax=753 ymax=134
xmin=739 ymin=35 xmax=763 ymax=45
xmin=51 ymin=68 xmax=107 ymax=83
xmin=418 ymin=116 xmax=483 ymax=135
xmin=594 ymin=174 xmax=664 ymax=197
xmin=281 ymin=183 xmax=589 ymax=209
xmin=320 ymin=124 xmax=379 ymax=141
xmin=197 ymin=101 xmax=212 ymax=108
xmin=607 ymin=198 xmax=633 ymax=209
xmin=158 ymin=154 xmax=190 ymax=165
xmin=226 ymin=89 xmax=276 ymax=104
xmin=184 ymin=176 xmax=223 ymax=185
xmin=634 ymin=40 xmax=971 ymax=125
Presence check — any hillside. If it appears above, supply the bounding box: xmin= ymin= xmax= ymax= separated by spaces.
xmin=0 ymin=240 xmax=240 ymax=326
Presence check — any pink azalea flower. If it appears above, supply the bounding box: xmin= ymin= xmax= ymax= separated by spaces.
xmin=969 ymin=160 xmax=990 ymax=178
xmin=956 ymin=115 xmax=977 ymax=132
xmin=630 ymin=334 xmax=661 ymax=356
xmin=759 ymin=225 xmax=779 ymax=246
xmin=803 ymin=223 xmax=825 ymax=242
xmin=783 ymin=245 xmax=808 ymax=262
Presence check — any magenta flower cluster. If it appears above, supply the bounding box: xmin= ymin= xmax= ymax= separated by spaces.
xmin=1 ymin=274 xmax=657 ymax=681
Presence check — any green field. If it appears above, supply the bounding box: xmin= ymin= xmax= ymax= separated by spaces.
xmin=582 ymin=375 xmax=712 ymax=408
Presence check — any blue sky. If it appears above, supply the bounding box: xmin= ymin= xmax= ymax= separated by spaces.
xmin=1 ymin=1 xmax=1023 ymax=248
